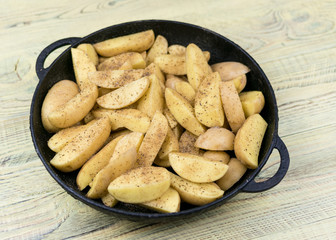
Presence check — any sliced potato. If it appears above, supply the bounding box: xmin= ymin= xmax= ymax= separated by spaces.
xmin=239 ymin=91 xmax=265 ymax=118
xmin=179 ymin=130 xmax=199 ymax=155
xmin=98 ymin=52 xmax=146 ymax=71
xmin=94 ymin=30 xmax=155 ymax=57
xmin=172 ymin=124 xmax=184 ymax=140
xmin=143 ymin=62 xmax=165 ymax=86
xmin=234 ymin=114 xmax=268 ymax=169
xmin=101 ymin=193 xmax=118 ymax=207
xmin=77 ymin=43 xmax=99 ymax=66
xmin=108 ymin=166 xmax=171 ymax=203
xmin=156 ymin=127 xmax=179 ymax=166
xmin=140 ymin=187 xmax=180 ymax=213
xmin=203 ymin=151 xmax=230 ymax=164
xmin=169 ymin=152 xmax=229 ymax=183
xmin=97 ymin=77 xmax=150 ymax=109
xmin=50 ymin=117 xmax=111 ymax=172
xmin=154 ymin=54 xmax=186 ymax=75
xmin=194 ymin=72 xmax=224 ymax=127
xmin=195 ymin=127 xmax=235 ymax=151
xmin=231 ymin=74 xmax=247 ymax=93
xmin=163 ymin=108 xmax=178 ymax=129
xmin=216 ymin=158 xmax=247 ymax=190
xmin=165 ymin=88 xmax=206 ymax=136
xmin=211 ymin=61 xmax=250 ymax=81
xmin=166 ymin=76 xmax=195 ymax=104
xmin=146 ymin=35 xmax=168 ymax=65
xmin=169 ymin=172 xmax=224 ymax=206
xmin=168 ymin=44 xmax=186 ymax=55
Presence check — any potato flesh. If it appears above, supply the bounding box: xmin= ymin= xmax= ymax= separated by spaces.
xmin=77 ymin=43 xmax=99 ymax=66
xmin=154 ymin=54 xmax=187 ymax=75
xmin=98 ymin=52 xmax=146 ymax=70
xmin=157 ymin=126 xmax=179 ymax=165
xmin=140 ymin=187 xmax=180 ymax=213
xmin=239 ymin=91 xmax=265 ymax=118
xmin=216 ymin=158 xmax=247 ymax=190
xmin=203 ymin=151 xmax=230 ymax=164
xmin=146 ymin=35 xmax=168 ymax=65
xmin=178 ymin=130 xmax=199 ymax=155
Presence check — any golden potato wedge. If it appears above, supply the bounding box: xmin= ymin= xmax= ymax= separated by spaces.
xmin=108 ymin=166 xmax=171 ymax=203
xmin=87 ymin=147 xmax=137 ymax=199
xmin=239 ymin=91 xmax=265 ymax=118
xmin=136 ymin=111 xmax=169 ymax=167
xmin=220 ymin=81 xmax=245 ymax=133
xmin=166 ymin=76 xmax=195 ymax=104
xmin=179 ymin=130 xmax=199 ymax=155
xmin=203 ymin=151 xmax=230 ymax=164
xmin=195 ymin=127 xmax=235 ymax=151
xmin=77 ymin=43 xmax=99 ymax=66
xmin=169 ymin=152 xmax=229 ymax=183
xmin=169 ymin=172 xmax=224 ymax=206
xmin=143 ymin=62 xmax=165 ymax=86
xmin=234 ymin=114 xmax=268 ymax=169
xmin=231 ymin=74 xmax=247 ymax=93
xmin=50 ymin=117 xmax=111 ymax=172
xmin=83 ymin=111 xmax=95 ymax=124
xmin=76 ymin=135 xmax=123 ymax=191
xmin=92 ymin=108 xmax=150 ymax=133
xmin=211 ymin=61 xmax=250 ymax=81
xmin=98 ymin=52 xmax=146 ymax=71
xmin=163 ymin=108 xmax=178 ymax=129
xmin=94 ymin=30 xmax=155 ymax=57
xmin=101 ymin=193 xmax=118 ymax=207
xmin=165 ymin=88 xmax=206 ymax=136
xmin=96 ymin=77 xmax=150 ymax=109
xmin=146 ymin=35 xmax=168 ymax=65
xmin=194 ymin=72 xmax=224 ymax=127
xmin=41 ymin=80 xmax=79 ymax=132
xmin=88 ymin=69 xmax=144 ymax=89
xmin=216 ymin=158 xmax=247 ymax=190
xmin=186 ymin=43 xmax=210 ymax=90
xmin=140 ymin=187 xmax=181 ymax=213
xmin=137 ymin=74 xmax=164 ymax=118
xmin=156 ymin=127 xmax=179 ymax=166
xmin=172 ymin=124 xmax=184 ymax=140
xmin=168 ymin=44 xmax=186 ymax=55
xmin=154 ymin=54 xmax=186 ymax=75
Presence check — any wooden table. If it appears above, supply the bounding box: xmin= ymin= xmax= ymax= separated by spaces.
xmin=1 ymin=0 xmax=335 ymax=239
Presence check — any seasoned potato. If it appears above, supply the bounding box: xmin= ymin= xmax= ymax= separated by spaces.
xmin=163 ymin=108 xmax=178 ymax=129
xmin=216 ymin=158 xmax=247 ymax=190
xmin=143 ymin=62 xmax=165 ymax=86
xmin=101 ymin=193 xmax=118 ymax=207
xmin=178 ymin=130 xmax=199 ymax=155
xmin=169 ymin=172 xmax=224 ymax=206
xmin=77 ymin=43 xmax=99 ymax=66
xmin=239 ymin=91 xmax=265 ymax=118
xmin=195 ymin=127 xmax=235 ymax=151
xmin=169 ymin=152 xmax=229 ymax=183
xmin=203 ymin=151 xmax=230 ymax=164
xmin=231 ymin=74 xmax=247 ymax=93
xmin=168 ymin=44 xmax=186 ymax=55
xmin=96 ymin=77 xmax=150 ymax=109
xmin=154 ymin=54 xmax=187 ymax=75
xmin=172 ymin=124 xmax=184 ymax=140
xmin=234 ymin=114 xmax=267 ymax=169
xmin=98 ymin=52 xmax=146 ymax=70
xmin=94 ymin=30 xmax=155 ymax=57
xmin=156 ymin=127 xmax=179 ymax=166
xmin=211 ymin=61 xmax=250 ymax=81
xmin=146 ymin=35 xmax=168 ymax=65
xmin=194 ymin=72 xmax=224 ymax=127
xmin=50 ymin=117 xmax=111 ymax=172
xmin=108 ymin=166 xmax=171 ymax=203
xmin=41 ymin=80 xmax=79 ymax=132
xmin=166 ymin=75 xmax=195 ymax=104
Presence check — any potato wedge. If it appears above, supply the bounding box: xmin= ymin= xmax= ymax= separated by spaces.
xmin=156 ymin=127 xmax=179 ymax=166
xmin=169 ymin=172 xmax=224 ymax=206
xmin=97 ymin=77 xmax=150 ymax=109
xmin=195 ymin=127 xmax=235 ymax=151
xmin=154 ymin=54 xmax=186 ymax=75
xmin=203 ymin=151 xmax=230 ymax=164
xmin=239 ymin=91 xmax=265 ymax=118
xmin=136 ymin=111 xmax=169 ymax=167
xmin=169 ymin=152 xmax=229 ymax=183
xmin=143 ymin=62 xmax=165 ymax=86
xmin=41 ymin=80 xmax=79 ymax=132
xmin=87 ymin=147 xmax=137 ymax=199
xmin=94 ymin=30 xmax=155 ymax=57
xmin=166 ymin=76 xmax=195 ymax=104
xmin=88 ymin=69 xmax=144 ymax=89
xmin=76 ymin=135 xmax=123 ymax=191
xmin=194 ymin=72 xmax=224 ymax=127
xmin=172 ymin=124 xmax=184 ymax=140
xmin=211 ymin=61 xmax=250 ymax=81
xmin=163 ymin=108 xmax=178 ymax=129
xmin=232 ymin=74 xmax=247 ymax=93
xmin=101 ymin=193 xmax=118 ymax=207
xmin=179 ymin=130 xmax=199 ymax=155
xmin=216 ymin=158 xmax=247 ymax=190
xmin=140 ymin=187 xmax=180 ymax=213
xmin=98 ymin=52 xmax=146 ymax=71
xmin=234 ymin=114 xmax=268 ymax=169
xmin=50 ymin=117 xmax=111 ymax=172
xmin=168 ymin=44 xmax=186 ymax=55
xmin=108 ymin=166 xmax=171 ymax=203
xmin=77 ymin=43 xmax=99 ymax=66
xmin=220 ymin=81 xmax=245 ymax=133
xmin=146 ymin=35 xmax=168 ymax=65
xmin=165 ymin=88 xmax=206 ymax=136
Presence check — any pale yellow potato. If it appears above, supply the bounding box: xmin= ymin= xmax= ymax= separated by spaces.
xmin=108 ymin=166 xmax=171 ymax=203
xmin=101 ymin=193 xmax=118 ymax=207
xmin=211 ymin=61 xmax=250 ymax=81
xmin=165 ymin=76 xmax=195 ymax=104
xmin=169 ymin=152 xmax=229 ymax=183
xmin=169 ymin=172 xmax=224 ymax=206
xmin=172 ymin=124 xmax=184 ymax=140
xmin=156 ymin=127 xmax=179 ymax=166
xmin=186 ymin=43 xmax=210 ymax=90
xmin=136 ymin=111 xmax=169 ymax=167
xmin=48 ymin=124 xmax=87 ymax=152
xmin=220 ymin=81 xmax=245 ymax=133
xmin=143 ymin=62 xmax=165 ymax=86
xmin=50 ymin=117 xmax=111 ymax=172
xmin=140 ymin=51 xmax=147 ymax=60
xmin=239 ymin=91 xmax=265 ymax=118
xmin=231 ymin=74 xmax=247 ymax=93
xmin=154 ymin=54 xmax=186 ymax=75
xmin=92 ymin=108 xmax=150 ymax=133
xmin=234 ymin=114 xmax=268 ymax=169
xmin=87 ymin=147 xmax=137 ymax=199
xmin=146 ymin=35 xmax=168 ymax=65
xmin=165 ymin=88 xmax=206 ymax=136
xmin=98 ymin=52 xmax=146 ymax=70
xmin=168 ymin=44 xmax=186 ymax=55
xmin=194 ymin=72 xmax=224 ymax=127
xmin=163 ymin=108 xmax=178 ymax=129
xmin=203 ymin=51 xmax=211 ymax=62
xmin=140 ymin=187 xmax=181 ymax=213
xmin=179 ymin=130 xmax=199 ymax=155
xmin=41 ymin=80 xmax=79 ymax=132
xmin=88 ymin=69 xmax=144 ymax=89
xmin=77 ymin=43 xmax=99 ymax=66
xmin=76 ymin=135 xmax=123 ymax=191
xmin=83 ymin=111 xmax=95 ymax=124
xmin=195 ymin=127 xmax=235 ymax=151
xmin=203 ymin=151 xmax=230 ymax=164
xmin=216 ymin=158 xmax=247 ymax=190
xmin=137 ymin=74 xmax=164 ymax=118
xmin=109 ymin=129 xmax=132 ymax=140
xmin=94 ymin=30 xmax=155 ymax=57
xmin=118 ymin=60 xmax=133 ymax=70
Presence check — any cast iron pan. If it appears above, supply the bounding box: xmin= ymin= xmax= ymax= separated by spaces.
xmin=30 ymin=20 xmax=290 ymax=221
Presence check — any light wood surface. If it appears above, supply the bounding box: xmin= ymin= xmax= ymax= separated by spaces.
xmin=1 ymin=0 xmax=336 ymax=239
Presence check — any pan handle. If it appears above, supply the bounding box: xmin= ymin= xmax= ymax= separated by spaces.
xmin=35 ymin=37 xmax=81 ymax=80
xmin=242 ymin=136 xmax=290 ymax=193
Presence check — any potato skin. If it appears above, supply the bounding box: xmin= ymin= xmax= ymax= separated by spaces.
xmin=216 ymin=158 xmax=247 ymax=190
xmin=195 ymin=127 xmax=235 ymax=151
xmin=239 ymin=91 xmax=265 ymax=118
xmin=211 ymin=61 xmax=250 ymax=81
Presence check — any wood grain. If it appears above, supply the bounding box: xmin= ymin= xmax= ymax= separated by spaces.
xmin=1 ymin=0 xmax=336 ymax=239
